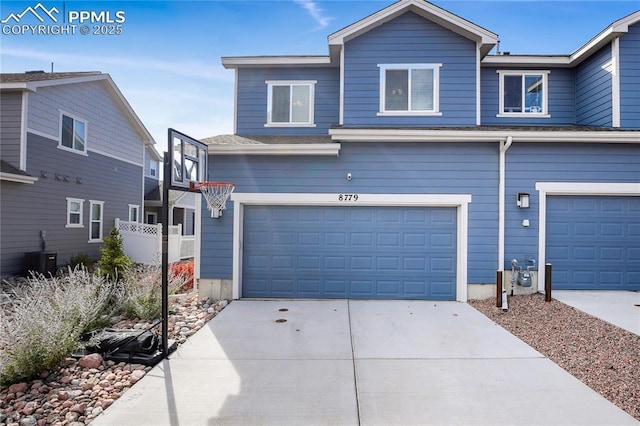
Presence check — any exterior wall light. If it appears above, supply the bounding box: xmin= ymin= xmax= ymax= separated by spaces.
xmin=517 ymin=193 xmax=530 ymax=209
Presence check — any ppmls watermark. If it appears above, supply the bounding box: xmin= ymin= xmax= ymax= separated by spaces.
xmin=1 ymin=2 xmax=126 ymax=36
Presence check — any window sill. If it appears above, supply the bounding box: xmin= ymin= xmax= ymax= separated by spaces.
xmin=496 ymin=113 xmax=551 ymax=118
xmin=377 ymin=112 xmax=442 ymax=117
xmin=65 ymin=224 xmax=84 ymax=228
xmin=57 ymin=146 xmax=88 ymax=156
xmin=88 ymin=239 xmax=103 ymax=243
xmin=264 ymin=123 xmax=317 ymax=128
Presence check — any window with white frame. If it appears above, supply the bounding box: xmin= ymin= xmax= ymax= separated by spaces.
xmin=89 ymin=200 xmax=104 ymax=242
xmin=66 ymin=198 xmax=84 ymax=228
xmin=498 ymin=70 xmax=549 ymax=116
xmin=60 ymin=113 xmax=87 ymax=153
xmin=378 ymin=64 xmax=442 ymax=115
xmin=129 ymin=204 xmax=140 ymax=222
xmin=265 ymin=81 xmax=316 ymax=126
xmin=149 ymin=160 xmax=158 ymax=178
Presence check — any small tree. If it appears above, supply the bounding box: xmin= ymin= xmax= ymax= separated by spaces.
xmin=97 ymin=228 xmax=133 ymax=281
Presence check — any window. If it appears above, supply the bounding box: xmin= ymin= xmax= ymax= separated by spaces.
xmin=498 ymin=71 xmax=549 ymax=116
xmin=89 ymin=200 xmax=104 ymax=242
xmin=59 ymin=113 xmax=87 ymax=153
xmin=66 ymin=198 xmax=84 ymax=228
xmin=378 ymin=64 xmax=442 ymax=115
xmin=149 ymin=160 xmax=158 ymax=178
xmin=146 ymin=212 xmax=157 ymax=225
xmin=129 ymin=204 xmax=140 ymax=222
xmin=265 ymin=81 xmax=316 ymax=126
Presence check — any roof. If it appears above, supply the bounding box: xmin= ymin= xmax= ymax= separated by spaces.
xmin=0 ymin=71 xmax=155 ymax=145
xmin=202 ymin=134 xmax=333 ymax=145
xmin=0 ymin=160 xmax=37 ymax=184
xmin=483 ymin=10 xmax=640 ymax=67
xmin=201 ymin=134 xmax=339 ymax=156
xmin=223 ymin=0 xmax=499 ymax=69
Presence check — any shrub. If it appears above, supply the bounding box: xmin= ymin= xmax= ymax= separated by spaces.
xmin=120 ymin=264 xmax=191 ymax=321
xmin=97 ymin=228 xmax=133 ymax=282
xmin=169 ymin=260 xmax=194 ymax=293
xmin=0 ymin=267 xmax=118 ymax=385
xmin=69 ymin=253 xmax=94 ymax=271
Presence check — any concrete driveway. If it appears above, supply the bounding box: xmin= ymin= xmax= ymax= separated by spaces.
xmin=93 ymin=300 xmax=637 ymax=425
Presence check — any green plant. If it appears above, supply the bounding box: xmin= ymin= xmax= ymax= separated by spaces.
xmin=69 ymin=253 xmax=94 ymax=271
xmin=0 ymin=267 xmax=118 ymax=385
xmin=97 ymin=228 xmax=133 ymax=282
xmin=120 ymin=264 xmax=191 ymax=321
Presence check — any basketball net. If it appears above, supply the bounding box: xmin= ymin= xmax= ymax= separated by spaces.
xmin=193 ymin=182 xmax=235 ymax=218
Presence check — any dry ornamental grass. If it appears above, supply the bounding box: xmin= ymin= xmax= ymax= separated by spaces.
xmin=469 ymin=294 xmax=640 ymax=421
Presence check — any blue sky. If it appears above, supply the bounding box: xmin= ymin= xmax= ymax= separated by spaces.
xmin=1 ymin=0 xmax=638 ymax=154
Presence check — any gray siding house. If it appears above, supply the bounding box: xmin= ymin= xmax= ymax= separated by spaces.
xmin=0 ymin=71 xmax=155 ymax=276
xmin=199 ymin=0 xmax=639 ymax=302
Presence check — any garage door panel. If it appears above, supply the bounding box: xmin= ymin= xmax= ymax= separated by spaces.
xmin=547 ymin=196 xmax=640 ymax=290
xmin=242 ymin=205 xmax=457 ymax=300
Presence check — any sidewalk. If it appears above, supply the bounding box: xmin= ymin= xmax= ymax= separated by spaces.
xmin=93 ymin=300 xmax=638 ymax=425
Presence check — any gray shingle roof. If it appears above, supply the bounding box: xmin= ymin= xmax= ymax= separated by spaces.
xmin=0 ymin=160 xmax=31 ymax=176
xmin=201 ymin=134 xmax=334 ymax=145
xmin=0 ymin=71 xmax=102 ymax=83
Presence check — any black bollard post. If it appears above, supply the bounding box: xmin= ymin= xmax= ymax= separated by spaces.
xmin=545 ymin=263 xmax=552 ymax=302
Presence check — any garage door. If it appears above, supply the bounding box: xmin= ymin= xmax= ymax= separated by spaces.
xmin=547 ymin=196 xmax=640 ymax=290
xmin=242 ymin=205 xmax=457 ymax=300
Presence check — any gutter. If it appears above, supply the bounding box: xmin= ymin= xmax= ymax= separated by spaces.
xmin=499 ymin=136 xmax=513 ymax=311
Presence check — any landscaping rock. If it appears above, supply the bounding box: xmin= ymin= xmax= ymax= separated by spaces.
xmin=78 ymin=354 xmax=103 ymax=369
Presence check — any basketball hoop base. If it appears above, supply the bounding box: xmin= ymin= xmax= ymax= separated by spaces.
xmin=191 ymin=181 xmax=235 ymax=218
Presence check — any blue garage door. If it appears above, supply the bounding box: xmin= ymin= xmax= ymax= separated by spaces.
xmin=242 ymin=205 xmax=457 ymax=300
xmin=547 ymin=196 xmax=640 ymax=290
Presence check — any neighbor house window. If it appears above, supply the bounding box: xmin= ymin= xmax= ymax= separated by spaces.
xmin=265 ymin=80 xmax=316 ymax=126
xmin=89 ymin=200 xmax=104 ymax=242
xmin=59 ymin=113 xmax=87 ymax=153
xmin=66 ymin=198 xmax=84 ymax=228
xmin=129 ymin=204 xmax=140 ymax=222
xmin=498 ymin=70 xmax=549 ymax=116
xmin=149 ymin=160 xmax=158 ymax=177
xmin=146 ymin=212 xmax=157 ymax=225
xmin=378 ymin=64 xmax=442 ymax=115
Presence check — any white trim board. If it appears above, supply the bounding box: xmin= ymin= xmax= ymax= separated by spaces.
xmin=230 ymin=192 xmax=471 ymax=302
xmin=535 ymin=182 xmax=640 ymax=293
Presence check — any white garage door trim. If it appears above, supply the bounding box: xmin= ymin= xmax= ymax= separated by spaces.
xmin=231 ymin=193 xmax=472 ymax=302
xmin=535 ymin=182 xmax=640 ymax=293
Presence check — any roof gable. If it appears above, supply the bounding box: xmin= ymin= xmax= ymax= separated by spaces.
xmin=328 ymin=0 xmax=498 ymax=58
xmin=0 ymin=72 xmax=155 ymax=145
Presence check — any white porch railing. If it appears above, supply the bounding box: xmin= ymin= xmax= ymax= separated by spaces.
xmin=115 ymin=219 xmax=195 ymax=265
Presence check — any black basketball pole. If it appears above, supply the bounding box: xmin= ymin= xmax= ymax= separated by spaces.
xmin=161 ymin=151 xmax=170 ymax=358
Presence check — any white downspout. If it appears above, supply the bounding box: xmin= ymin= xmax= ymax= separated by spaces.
xmin=499 ymin=136 xmax=513 ymax=310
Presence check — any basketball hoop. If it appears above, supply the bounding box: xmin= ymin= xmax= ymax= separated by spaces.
xmin=190 ymin=181 xmax=235 ymax=218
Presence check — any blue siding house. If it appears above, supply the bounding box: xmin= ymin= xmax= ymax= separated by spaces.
xmin=0 ymin=72 xmax=156 ymax=276
xmin=199 ymin=0 xmax=639 ymax=302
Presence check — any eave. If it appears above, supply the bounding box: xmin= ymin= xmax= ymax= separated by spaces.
xmin=222 ymin=56 xmax=334 ymax=69
xmin=0 ymin=172 xmax=38 ymax=184
xmin=329 ymin=128 xmax=640 ymax=144
xmin=207 ymin=143 xmax=340 ymax=156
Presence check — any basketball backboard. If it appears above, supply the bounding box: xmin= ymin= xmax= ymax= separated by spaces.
xmin=167 ymin=128 xmax=208 ymax=191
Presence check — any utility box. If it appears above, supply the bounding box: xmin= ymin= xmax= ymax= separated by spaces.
xmin=24 ymin=251 xmax=57 ymax=276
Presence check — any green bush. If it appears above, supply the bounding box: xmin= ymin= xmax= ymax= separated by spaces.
xmin=69 ymin=253 xmax=94 ymax=271
xmin=0 ymin=267 xmax=118 ymax=385
xmin=121 ymin=264 xmax=191 ymax=321
xmin=97 ymin=228 xmax=133 ymax=282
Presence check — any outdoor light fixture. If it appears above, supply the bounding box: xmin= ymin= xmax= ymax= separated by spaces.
xmin=517 ymin=193 xmax=530 ymax=209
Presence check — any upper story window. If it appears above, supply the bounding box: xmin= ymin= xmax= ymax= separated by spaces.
xmin=378 ymin=64 xmax=442 ymax=116
xmin=265 ymin=80 xmax=316 ymax=127
xmin=497 ymin=70 xmax=550 ymax=117
xmin=66 ymin=197 xmax=84 ymax=228
xmin=149 ymin=160 xmax=158 ymax=178
xmin=59 ymin=112 xmax=87 ymax=154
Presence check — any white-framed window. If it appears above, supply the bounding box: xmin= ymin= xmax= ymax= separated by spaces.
xmin=378 ymin=64 xmax=442 ymax=116
xmin=89 ymin=200 xmax=104 ymax=242
xmin=59 ymin=112 xmax=87 ymax=154
xmin=66 ymin=197 xmax=84 ymax=228
xmin=265 ymin=80 xmax=316 ymax=127
xmin=149 ymin=160 xmax=158 ymax=178
xmin=129 ymin=204 xmax=140 ymax=222
xmin=497 ymin=70 xmax=550 ymax=117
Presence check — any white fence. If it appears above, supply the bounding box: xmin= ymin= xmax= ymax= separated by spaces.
xmin=115 ymin=219 xmax=195 ymax=265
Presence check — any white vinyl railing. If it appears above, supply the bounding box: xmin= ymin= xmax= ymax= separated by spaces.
xmin=115 ymin=219 xmax=195 ymax=265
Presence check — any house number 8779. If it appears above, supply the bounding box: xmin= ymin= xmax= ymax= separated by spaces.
xmin=338 ymin=194 xmax=359 ymax=201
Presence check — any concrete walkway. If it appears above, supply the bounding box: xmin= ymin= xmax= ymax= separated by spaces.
xmin=553 ymin=290 xmax=640 ymax=336
xmin=93 ymin=300 xmax=637 ymax=425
